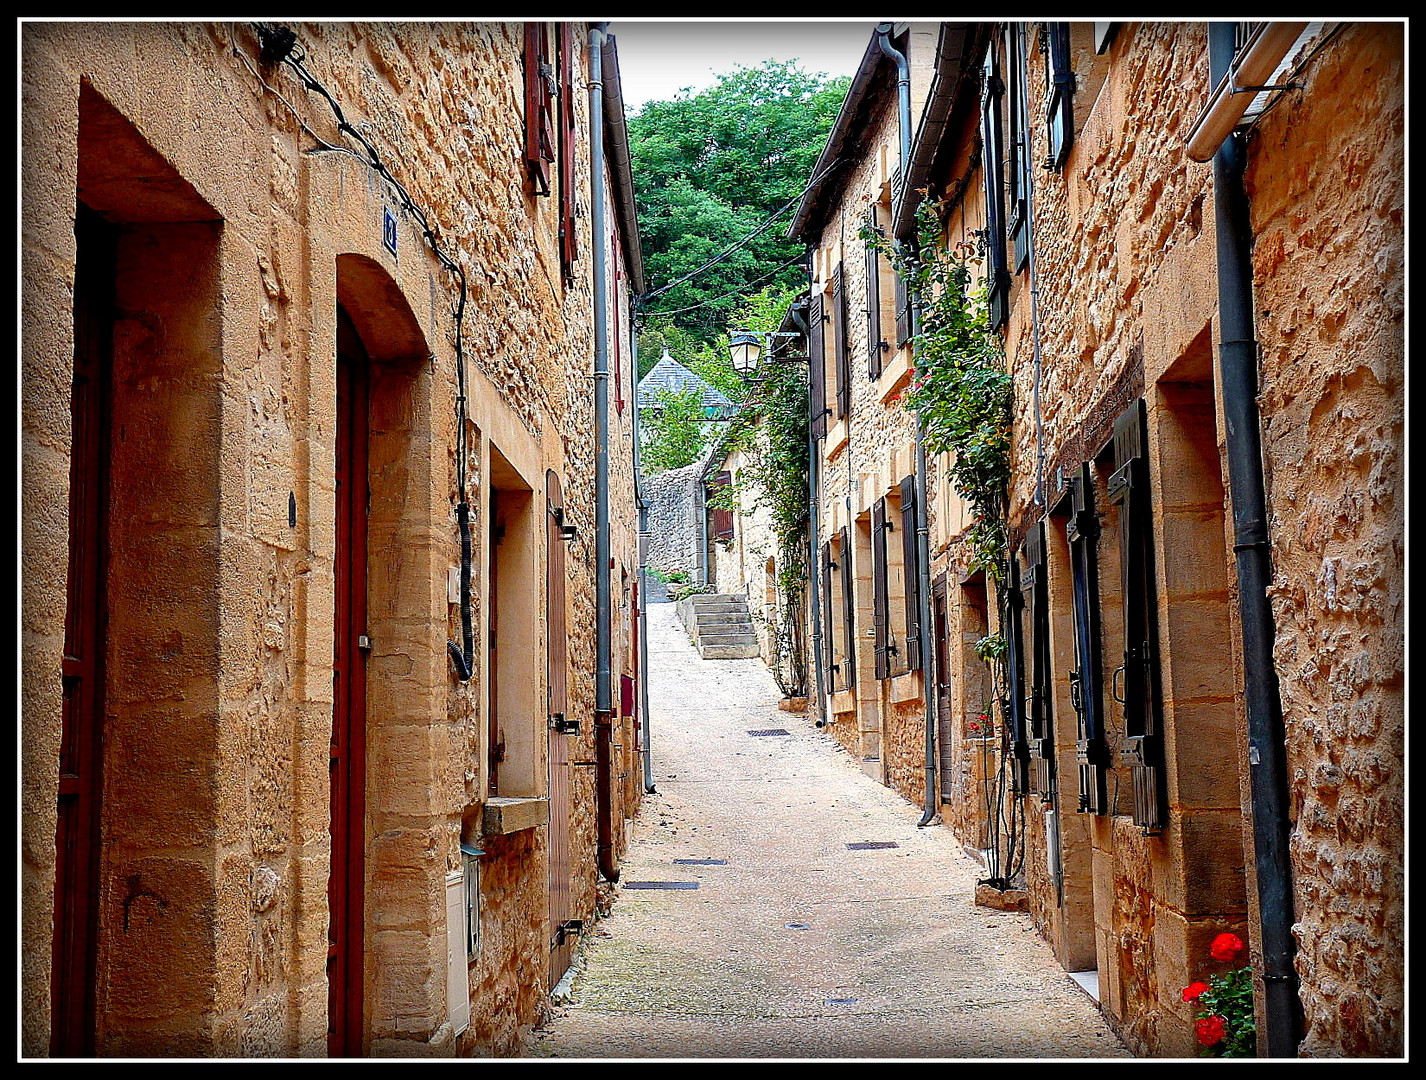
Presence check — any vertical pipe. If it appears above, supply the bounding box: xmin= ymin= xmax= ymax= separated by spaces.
xmin=1209 ymin=21 xmax=1298 ymax=1058
xmin=632 ymin=319 xmax=656 ymax=793
xmin=589 ymin=22 xmax=619 ymax=882
xmin=877 ymin=25 xmax=940 ymax=826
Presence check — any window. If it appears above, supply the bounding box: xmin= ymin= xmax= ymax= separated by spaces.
xmin=864 ymin=207 xmax=887 ymax=378
xmin=821 ymin=529 xmax=855 ymax=693
xmin=808 ymin=292 xmax=829 ymax=440
xmin=556 ymin=22 xmax=577 ymax=279
xmin=831 ymin=262 xmax=851 ymax=420
xmin=1007 ymin=24 xmax=1032 ymax=273
xmin=871 ymin=478 xmax=924 ymax=680
xmin=523 ymin=23 xmax=555 ymax=196
xmin=1043 ymin=22 xmax=1075 ymax=170
xmin=979 ymin=35 xmax=1011 ymax=330
xmin=708 ymin=471 xmax=733 ymax=544
xmin=1023 ymin=519 xmax=1055 ymax=800
xmin=1001 ymin=550 xmax=1032 ymax=793
xmin=1064 ymin=462 xmax=1110 ymax=814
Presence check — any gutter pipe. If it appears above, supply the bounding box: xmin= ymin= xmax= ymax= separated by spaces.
xmin=876 ymin=25 xmax=940 ymax=828
xmin=589 ymin=22 xmax=618 ymax=883
xmin=1188 ymin=23 xmax=1309 ymax=162
xmin=1207 ymin=21 xmax=1298 ymax=1056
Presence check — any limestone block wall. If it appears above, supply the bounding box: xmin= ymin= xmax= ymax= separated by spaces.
xmin=642 ymin=458 xmax=703 ymax=578
xmin=1240 ymin=23 xmax=1404 ymax=1058
xmin=21 ymin=19 xmax=640 ymax=1059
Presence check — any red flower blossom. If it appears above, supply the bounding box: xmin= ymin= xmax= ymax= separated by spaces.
xmin=1210 ymin=933 xmax=1244 ymax=962
xmin=1181 ymin=981 xmax=1210 ymax=1002
xmin=1196 ymin=1015 xmax=1227 ymax=1046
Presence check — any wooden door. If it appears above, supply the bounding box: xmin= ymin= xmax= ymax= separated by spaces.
xmin=546 ymin=471 xmax=575 ymax=985
xmin=330 ymin=309 xmax=370 ymax=1056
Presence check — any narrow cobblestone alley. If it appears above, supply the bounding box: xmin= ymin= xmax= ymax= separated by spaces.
xmin=523 ymin=603 xmax=1130 ymax=1059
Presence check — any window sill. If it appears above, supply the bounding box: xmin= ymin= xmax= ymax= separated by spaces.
xmin=889 ymin=669 xmax=923 ymax=704
xmin=878 ymin=348 xmax=915 ymax=403
xmin=830 ymin=688 xmax=857 ymax=715
xmin=825 ymin=418 xmax=848 ymax=456
xmin=482 ymin=796 xmax=549 ymax=836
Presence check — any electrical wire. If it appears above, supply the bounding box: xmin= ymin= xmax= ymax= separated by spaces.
xmin=641 ymin=256 xmax=806 ymax=320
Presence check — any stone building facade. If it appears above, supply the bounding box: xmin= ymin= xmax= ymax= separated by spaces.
xmin=791 ymin=20 xmax=1403 ymax=1058
xmin=22 ymin=20 xmax=645 ymax=1057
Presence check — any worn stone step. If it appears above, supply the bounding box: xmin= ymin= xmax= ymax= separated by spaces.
xmin=701 ymin=632 xmax=758 ymax=645
xmin=699 ymin=643 xmax=762 ymax=659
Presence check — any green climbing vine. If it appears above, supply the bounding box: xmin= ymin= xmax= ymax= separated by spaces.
xmin=861 ymin=194 xmax=1014 ymax=587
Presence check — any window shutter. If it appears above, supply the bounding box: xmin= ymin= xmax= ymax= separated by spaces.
xmin=546 ymin=471 xmax=568 ymax=728
xmin=808 ymin=294 xmax=828 ymax=440
xmin=821 ymin=539 xmax=837 ymax=690
xmin=1024 ymin=520 xmax=1054 ymax=801
xmin=839 ymin=526 xmax=856 ymax=691
xmin=899 ymin=475 xmax=922 ymax=672
xmin=1002 ymin=554 xmax=1032 ymax=794
xmin=831 ymin=263 xmax=850 ymax=420
xmin=894 ymin=255 xmax=912 ymax=349
xmin=558 ymin=22 xmax=578 ymax=276
xmin=980 ymin=36 xmax=1011 ymax=329
xmin=872 ymin=498 xmax=890 ymax=680
xmin=524 ymin=23 xmax=555 ymax=196
xmin=1067 ymin=463 xmax=1109 ymax=814
xmin=865 ymin=211 xmax=883 ymax=379
xmin=1007 ymin=24 xmax=1031 ymax=274
xmin=1044 ymin=23 xmax=1075 ymax=170
xmin=709 ymin=471 xmax=733 ymax=542
xmin=1108 ymin=399 xmax=1165 ymax=832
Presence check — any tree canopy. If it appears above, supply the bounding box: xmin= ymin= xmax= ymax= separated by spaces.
xmin=630 ymin=59 xmax=849 ymax=345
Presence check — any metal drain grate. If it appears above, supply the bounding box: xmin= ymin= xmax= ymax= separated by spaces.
xmin=623 ymin=881 xmax=700 ymax=890
xmin=673 ymin=858 xmax=728 ymax=865
xmin=747 ymin=729 xmax=791 ymax=737
xmin=785 ymin=923 xmax=810 ymax=930
xmin=846 ymin=841 xmax=900 ymax=850
xmin=825 ymin=998 xmax=858 ymax=1005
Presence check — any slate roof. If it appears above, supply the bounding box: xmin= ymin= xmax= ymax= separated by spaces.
xmin=637 ymin=350 xmax=737 ymax=417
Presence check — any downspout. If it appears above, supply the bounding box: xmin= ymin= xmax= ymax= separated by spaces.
xmin=1206 ymin=22 xmax=1298 ymax=1057
xmin=633 ymin=320 xmax=656 ymax=793
xmin=877 ymin=25 xmax=940 ymax=829
xmin=589 ymin=22 xmax=619 ymax=883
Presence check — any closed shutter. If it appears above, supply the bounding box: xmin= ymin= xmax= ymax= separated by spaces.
xmin=1001 ymin=554 xmax=1032 ymax=794
xmin=839 ymin=526 xmax=856 ymax=691
xmin=809 ymin=294 xmax=829 ymax=440
xmin=1024 ymin=520 xmax=1054 ymax=801
xmin=524 ymin=23 xmax=555 ymax=196
xmin=865 ymin=210 xmax=883 ymax=378
xmin=558 ymin=22 xmax=578 ymax=277
xmin=894 ymin=256 xmax=913 ymax=349
xmin=980 ymin=35 xmax=1011 ymax=329
xmin=831 ymin=263 xmax=850 ymax=420
xmin=1067 ymin=463 xmax=1109 ymax=814
xmin=821 ymin=539 xmax=836 ymax=690
xmin=709 ymin=471 xmax=733 ymax=542
xmin=1108 ymin=399 xmax=1165 ymax=832
xmin=899 ymin=475 xmax=922 ymax=672
xmin=872 ymin=497 xmax=890 ymax=680
xmin=546 ymin=471 xmax=568 ymax=726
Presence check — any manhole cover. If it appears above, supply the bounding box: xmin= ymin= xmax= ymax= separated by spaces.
xmin=623 ymin=881 xmax=700 ymax=890
xmin=846 ymin=841 xmax=900 ymax=850
xmin=673 ymin=858 xmax=728 ymax=865
xmin=785 ymin=923 xmax=810 ymax=930
xmin=747 ymin=729 xmax=792 ymax=737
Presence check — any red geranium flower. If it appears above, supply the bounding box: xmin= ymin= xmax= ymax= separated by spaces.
xmin=1181 ymin=981 xmax=1210 ymax=1002
xmin=1210 ymin=933 xmax=1244 ymax=962
xmin=1196 ymin=1015 xmax=1227 ymax=1047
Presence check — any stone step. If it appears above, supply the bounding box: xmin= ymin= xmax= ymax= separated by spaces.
xmin=701 ymin=632 xmax=758 ymax=645
xmin=700 ymin=642 xmax=762 ymax=659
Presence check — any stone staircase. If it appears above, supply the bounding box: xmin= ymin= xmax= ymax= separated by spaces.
xmin=676 ymin=592 xmax=761 ymax=659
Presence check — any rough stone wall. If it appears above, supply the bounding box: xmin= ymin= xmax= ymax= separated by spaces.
xmin=642 ymin=458 xmax=703 ymax=577
xmin=21 ymin=20 xmax=639 ymax=1058
xmin=1242 ymin=23 xmax=1404 ymax=1058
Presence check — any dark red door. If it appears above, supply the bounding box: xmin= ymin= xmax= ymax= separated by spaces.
xmin=52 ymin=204 xmax=115 ymax=1056
xmin=330 ymin=309 xmax=370 ymax=1057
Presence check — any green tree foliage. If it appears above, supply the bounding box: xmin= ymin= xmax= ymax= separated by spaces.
xmin=639 ymin=387 xmax=708 ymax=475
xmin=630 ymin=60 xmax=850 ymax=340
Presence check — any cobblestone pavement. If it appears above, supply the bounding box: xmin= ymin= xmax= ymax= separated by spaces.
xmin=523 ymin=602 xmax=1130 ymax=1059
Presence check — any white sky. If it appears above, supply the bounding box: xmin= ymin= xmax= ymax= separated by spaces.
xmin=607 ymin=20 xmax=881 ymax=110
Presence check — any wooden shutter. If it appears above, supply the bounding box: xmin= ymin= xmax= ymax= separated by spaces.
xmin=894 ymin=256 xmax=913 ymax=349
xmin=546 ymin=471 xmax=569 ymax=726
xmin=872 ymin=497 xmax=890 ymax=680
xmin=865 ymin=210 xmax=883 ymax=378
xmin=1007 ymin=25 xmax=1031 ymax=274
xmin=821 ymin=539 xmax=836 ymax=690
xmin=1001 ymin=554 xmax=1032 ymax=794
xmin=808 ymin=294 xmax=829 ymax=440
xmin=1108 ymin=399 xmax=1165 ymax=832
xmin=709 ymin=471 xmax=733 ymax=541
xmin=1067 ymin=463 xmax=1109 ymax=814
xmin=557 ymin=22 xmax=578 ymax=277
xmin=980 ymin=36 xmax=1011 ymax=329
xmin=831 ymin=263 xmax=850 ymax=420
xmin=1024 ymin=520 xmax=1054 ymax=801
xmin=899 ymin=475 xmax=922 ymax=672
xmin=1044 ymin=23 xmax=1075 ymax=170
xmin=838 ymin=526 xmax=856 ymax=691
xmin=524 ymin=23 xmax=555 ymax=196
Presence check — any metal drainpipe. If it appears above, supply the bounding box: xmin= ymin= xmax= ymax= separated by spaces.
xmin=589 ymin=22 xmax=619 ymax=883
xmin=1208 ymin=22 xmax=1298 ymax=1057
xmin=633 ymin=319 xmax=656 ymax=793
xmin=877 ymin=25 xmax=940 ymax=828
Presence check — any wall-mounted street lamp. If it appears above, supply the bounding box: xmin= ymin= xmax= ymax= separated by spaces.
xmin=728 ymin=329 xmax=807 ymax=378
